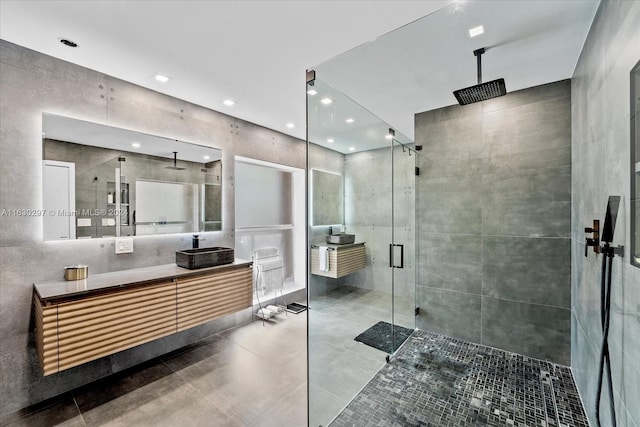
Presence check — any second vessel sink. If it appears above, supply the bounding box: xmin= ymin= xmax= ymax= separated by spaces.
xmin=326 ymin=234 xmax=356 ymax=245
xmin=176 ymin=247 xmax=234 ymax=269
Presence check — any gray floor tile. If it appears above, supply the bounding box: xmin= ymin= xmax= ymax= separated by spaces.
xmin=309 ymin=384 xmax=347 ymax=427
xmin=160 ymin=334 xmax=232 ymax=372
xmin=172 ymin=341 xmax=305 ymax=425
xmin=74 ymin=360 xmax=238 ymax=427
xmin=221 ymin=315 xmax=306 ymax=374
xmin=0 ymin=393 xmax=84 ymax=427
xmin=6 ymin=308 xmax=308 ymax=427
xmin=248 ymin=381 xmax=307 ymax=427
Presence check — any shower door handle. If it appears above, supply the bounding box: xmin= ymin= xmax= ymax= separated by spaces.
xmin=389 ymin=244 xmax=404 ymax=269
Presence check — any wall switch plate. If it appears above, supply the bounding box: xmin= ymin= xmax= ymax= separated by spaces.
xmin=115 ymin=237 xmax=133 ymax=254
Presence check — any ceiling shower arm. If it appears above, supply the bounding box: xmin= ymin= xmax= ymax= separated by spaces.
xmin=474 ymin=48 xmax=485 ymax=84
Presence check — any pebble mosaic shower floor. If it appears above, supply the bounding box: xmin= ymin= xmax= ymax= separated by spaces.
xmin=331 ymin=330 xmax=589 ymax=427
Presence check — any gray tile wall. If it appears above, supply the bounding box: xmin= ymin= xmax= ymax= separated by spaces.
xmin=571 ymin=1 xmax=640 ymax=426
xmin=0 ymin=40 xmax=305 ymax=416
xmin=414 ymin=79 xmax=572 ymax=365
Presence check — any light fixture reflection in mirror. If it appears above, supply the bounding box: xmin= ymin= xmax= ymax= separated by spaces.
xmin=41 ymin=114 xmax=222 ymax=241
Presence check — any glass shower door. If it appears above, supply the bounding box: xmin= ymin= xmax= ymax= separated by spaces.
xmin=391 ymin=138 xmax=417 ymax=351
xmin=307 ymin=76 xmax=415 ymax=426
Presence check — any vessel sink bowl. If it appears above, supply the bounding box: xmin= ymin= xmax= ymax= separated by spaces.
xmin=176 ymin=247 xmax=234 ymax=269
xmin=326 ymin=234 xmax=355 ymax=245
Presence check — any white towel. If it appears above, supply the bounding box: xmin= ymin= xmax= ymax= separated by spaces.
xmin=255 ymin=261 xmax=284 ymax=293
xmin=256 ymin=307 xmax=274 ymax=319
xmin=253 ymin=247 xmax=279 ymax=260
xmin=319 ymin=246 xmax=329 ymax=272
xmin=266 ymin=304 xmax=284 ymax=314
xmin=258 ymin=258 xmax=283 ymax=272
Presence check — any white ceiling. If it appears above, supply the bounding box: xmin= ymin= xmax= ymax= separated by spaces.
xmin=315 ymin=0 xmax=600 ymax=143
xmin=0 ymin=0 xmax=450 ymax=139
xmin=1 ymin=0 xmax=599 ymax=148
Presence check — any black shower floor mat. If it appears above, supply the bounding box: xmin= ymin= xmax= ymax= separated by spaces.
xmin=354 ymin=321 xmax=413 ymax=354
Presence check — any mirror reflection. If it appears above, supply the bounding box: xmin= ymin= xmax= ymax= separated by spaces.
xmin=42 ymin=114 xmax=222 ymax=240
xmin=311 ymin=169 xmax=343 ymax=226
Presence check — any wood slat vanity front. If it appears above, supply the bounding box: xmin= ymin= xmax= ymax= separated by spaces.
xmin=311 ymin=242 xmax=366 ymax=279
xmin=33 ymin=260 xmax=252 ymax=375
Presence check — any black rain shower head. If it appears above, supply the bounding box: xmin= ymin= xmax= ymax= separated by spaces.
xmin=165 ymin=151 xmax=186 ymax=170
xmin=453 ymin=48 xmax=507 ymax=105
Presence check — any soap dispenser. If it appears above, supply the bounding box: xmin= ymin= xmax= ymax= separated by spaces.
xmin=192 ymin=235 xmax=199 ymax=249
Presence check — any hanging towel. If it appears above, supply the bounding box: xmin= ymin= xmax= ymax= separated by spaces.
xmin=256 ymin=259 xmax=284 ymax=293
xmin=319 ymin=246 xmax=330 ymax=272
xmin=258 ymin=258 xmax=283 ymax=272
xmin=253 ymin=247 xmax=279 ymax=260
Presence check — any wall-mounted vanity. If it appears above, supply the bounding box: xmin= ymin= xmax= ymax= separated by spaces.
xmin=33 ymin=260 xmax=253 ymax=375
xmin=42 ymin=114 xmax=223 ymax=241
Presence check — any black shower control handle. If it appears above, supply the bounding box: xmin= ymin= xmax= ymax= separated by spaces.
xmin=584 ymin=219 xmax=600 ymax=257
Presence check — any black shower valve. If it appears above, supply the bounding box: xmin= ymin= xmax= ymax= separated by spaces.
xmin=585 ymin=238 xmax=599 ymax=257
xmin=584 ymin=219 xmax=600 ymax=257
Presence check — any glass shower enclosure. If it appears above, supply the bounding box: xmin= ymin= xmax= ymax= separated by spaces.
xmin=306 ymin=76 xmax=416 ymax=426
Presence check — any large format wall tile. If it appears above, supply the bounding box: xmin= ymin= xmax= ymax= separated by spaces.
xmin=417 ymin=175 xmax=483 ymax=235
xmin=415 ymin=110 xmax=483 ymax=180
xmin=415 ymin=79 xmax=572 ymax=365
xmin=482 ymin=236 xmax=571 ymax=308
xmin=481 ymin=296 xmax=571 ymax=365
xmin=418 ymin=233 xmax=481 ymax=294
xmin=416 ymin=286 xmax=481 ymax=343
xmin=481 ymin=79 xmax=571 ymax=114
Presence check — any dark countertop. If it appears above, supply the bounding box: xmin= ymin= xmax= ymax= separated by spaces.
xmin=34 ymin=259 xmax=252 ymax=302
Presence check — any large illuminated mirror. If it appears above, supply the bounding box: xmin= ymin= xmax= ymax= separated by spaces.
xmin=42 ymin=114 xmax=222 ymax=241
xmin=311 ymin=169 xmax=343 ymax=226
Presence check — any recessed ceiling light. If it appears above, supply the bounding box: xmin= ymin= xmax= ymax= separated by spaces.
xmin=203 ymin=155 xmax=210 ymax=160
xmin=345 ymin=118 xmax=354 ymax=123
xmin=327 ymin=138 xmax=335 ymax=143
xmin=153 ymin=73 xmax=170 ymax=83
xmin=385 ymin=134 xmax=394 ymax=140
xmin=223 ymin=99 xmax=235 ymax=106
xmin=469 ymin=25 xmax=484 ymax=37
xmin=286 ymin=123 xmax=295 ymax=128
xmin=307 ymin=89 xmax=318 ymax=96
xmin=131 ymin=142 xmax=140 ymax=148
xmin=349 ymin=147 xmax=356 ymax=151
xmin=320 ymin=98 xmax=333 ymax=105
